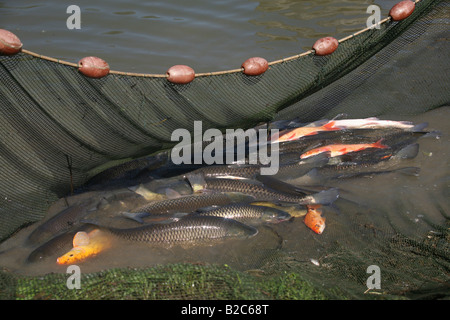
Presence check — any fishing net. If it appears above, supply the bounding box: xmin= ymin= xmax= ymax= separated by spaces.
xmin=0 ymin=0 xmax=449 ymax=300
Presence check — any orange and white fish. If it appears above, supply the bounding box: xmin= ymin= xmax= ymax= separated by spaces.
xmin=272 ymin=120 xmax=341 ymax=143
xmin=56 ymin=229 xmax=112 ymax=265
xmin=331 ymin=117 xmax=427 ymax=131
xmin=304 ymin=205 xmax=325 ymax=234
xmin=300 ymin=139 xmax=389 ymax=159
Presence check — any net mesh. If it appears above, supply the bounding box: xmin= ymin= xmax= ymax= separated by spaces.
xmin=0 ymin=0 xmax=449 ymax=300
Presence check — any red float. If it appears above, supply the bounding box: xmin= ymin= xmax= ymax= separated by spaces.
xmin=313 ymin=37 xmax=339 ymax=56
xmin=166 ymin=65 xmax=195 ymax=84
xmin=242 ymin=57 xmax=269 ymax=76
xmin=389 ymin=0 xmax=415 ymax=21
xmin=0 ymin=29 xmax=23 ymax=55
xmin=78 ymin=56 xmax=110 ymax=78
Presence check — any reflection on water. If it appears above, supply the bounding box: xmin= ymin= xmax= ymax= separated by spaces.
xmin=1 ymin=0 xmax=397 ymax=72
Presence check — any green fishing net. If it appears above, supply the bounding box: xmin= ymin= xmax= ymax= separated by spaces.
xmin=0 ymin=0 xmax=448 ymax=300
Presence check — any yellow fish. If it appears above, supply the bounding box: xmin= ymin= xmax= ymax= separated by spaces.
xmin=56 ymin=229 xmax=112 ymax=265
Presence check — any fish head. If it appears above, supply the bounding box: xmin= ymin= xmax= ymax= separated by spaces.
xmin=261 ymin=207 xmax=292 ymax=223
xmin=56 ymin=247 xmax=87 ymax=265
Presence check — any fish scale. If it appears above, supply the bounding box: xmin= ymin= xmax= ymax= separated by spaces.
xmin=102 ymin=215 xmax=258 ymax=244
xmin=193 ymin=203 xmax=291 ymax=224
xmin=202 ymin=178 xmax=319 ymax=204
xmin=130 ymin=192 xmax=250 ymax=214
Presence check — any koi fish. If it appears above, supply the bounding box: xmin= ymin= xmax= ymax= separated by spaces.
xmin=56 ymin=229 xmax=112 ymax=265
xmin=330 ymin=117 xmax=427 ymax=131
xmin=304 ymin=205 xmax=325 ymax=234
xmin=300 ymin=139 xmax=389 ymax=159
xmin=272 ymin=120 xmax=341 ymax=143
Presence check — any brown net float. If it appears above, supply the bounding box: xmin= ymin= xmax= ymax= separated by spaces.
xmin=242 ymin=57 xmax=269 ymax=76
xmin=166 ymin=65 xmax=195 ymax=84
xmin=390 ymin=0 xmax=416 ymax=21
xmin=0 ymin=29 xmax=23 ymax=55
xmin=312 ymin=37 xmax=339 ymax=56
xmin=78 ymin=56 xmax=110 ymax=79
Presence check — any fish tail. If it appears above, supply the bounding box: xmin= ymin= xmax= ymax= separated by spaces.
xmin=373 ymin=139 xmax=389 ymax=149
xmin=306 ymin=188 xmax=339 ymax=205
xmin=186 ymin=173 xmax=207 ymax=193
xmin=408 ymin=122 xmax=428 ymax=132
xmin=323 ymin=121 xmax=339 ymax=130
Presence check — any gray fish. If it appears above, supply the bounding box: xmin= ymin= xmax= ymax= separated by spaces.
xmin=193 ymin=203 xmax=292 ymax=224
xmin=26 ymin=199 xmax=99 ymax=245
xmin=186 ymin=174 xmax=339 ymax=205
xmin=85 ymin=215 xmax=258 ymax=245
xmin=186 ymin=152 xmax=329 ymax=180
xmin=122 ymin=191 xmax=255 ymax=223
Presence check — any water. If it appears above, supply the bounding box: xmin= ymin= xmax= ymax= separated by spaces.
xmin=1 ymin=0 xmax=398 ymax=73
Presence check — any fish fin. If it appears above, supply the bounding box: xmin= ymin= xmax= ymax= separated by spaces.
xmin=408 ymin=122 xmax=428 ymax=132
xmin=330 ymin=113 xmax=348 ymax=121
xmin=298 ymin=151 xmax=331 ymax=167
xmin=322 ymin=121 xmax=339 ymax=130
xmin=185 ymin=173 xmax=207 ymax=193
xmin=395 ymin=167 xmax=421 ymax=176
xmin=256 ymin=174 xmax=309 ymax=196
xmin=121 ymin=211 xmax=148 ymax=224
xmin=165 ymin=188 xmax=182 ymax=199
xmin=304 ymin=119 xmax=330 ymax=127
xmin=422 ymin=130 xmax=441 ymax=139
xmin=393 ymin=143 xmax=419 ymax=159
xmin=307 ymin=188 xmax=339 ymax=205
xmin=73 ymin=231 xmax=90 ymax=247
xmin=373 ymin=139 xmax=389 ymax=149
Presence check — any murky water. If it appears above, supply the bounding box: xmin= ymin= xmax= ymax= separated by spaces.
xmin=1 ymin=0 xmax=398 ymax=73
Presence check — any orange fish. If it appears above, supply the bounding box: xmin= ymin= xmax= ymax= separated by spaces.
xmin=304 ymin=205 xmax=325 ymax=234
xmin=274 ymin=121 xmax=341 ymax=143
xmin=56 ymin=229 xmax=112 ymax=265
xmin=300 ymin=139 xmax=389 ymax=159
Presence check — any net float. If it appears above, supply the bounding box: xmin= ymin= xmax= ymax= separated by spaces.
xmin=166 ymin=65 xmax=195 ymax=84
xmin=389 ymin=0 xmax=415 ymax=21
xmin=312 ymin=37 xmax=339 ymax=56
xmin=0 ymin=29 xmax=23 ymax=55
xmin=78 ymin=56 xmax=110 ymax=78
xmin=242 ymin=57 xmax=269 ymax=76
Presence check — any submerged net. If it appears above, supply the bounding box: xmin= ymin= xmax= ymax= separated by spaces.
xmin=0 ymin=0 xmax=449 ymax=300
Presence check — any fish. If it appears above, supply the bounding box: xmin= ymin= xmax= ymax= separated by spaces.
xmin=193 ymin=203 xmax=292 ymax=224
xmin=25 ymin=199 xmax=100 ymax=245
xmin=56 ymin=229 xmax=112 ymax=265
xmin=271 ymin=120 xmax=341 ymax=143
xmin=186 ymin=174 xmax=339 ymax=206
xmin=304 ymin=205 xmax=325 ymax=234
xmin=122 ymin=192 xmax=255 ymax=223
xmin=26 ymin=224 xmax=96 ymax=263
xmin=300 ymin=139 xmax=389 ymax=159
xmin=329 ymin=117 xmax=428 ymax=131
xmin=83 ymin=215 xmax=258 ymax=245
xmin=186 ymin=152 xmax=329 ymax=181
xmin=249 ymin=202 xmax=308 ymax=218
